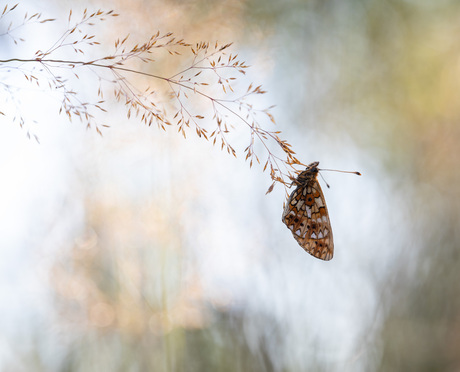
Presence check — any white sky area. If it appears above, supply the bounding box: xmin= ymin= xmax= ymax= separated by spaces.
xmin=0 ymin=2 xmax=407 ymax=371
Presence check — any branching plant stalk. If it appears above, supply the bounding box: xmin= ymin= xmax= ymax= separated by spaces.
xmin=0 ymin=4 xmax=306 ymax=191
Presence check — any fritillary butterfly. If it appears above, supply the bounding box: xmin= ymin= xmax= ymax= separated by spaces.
xmin=282 ymin=162 xmax=334 ymax=260
xmin=282 ymin=162 xmax=360 ymax=260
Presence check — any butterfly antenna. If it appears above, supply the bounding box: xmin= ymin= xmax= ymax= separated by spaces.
xmin=319 ymin=168 xmax=361 ymax=188
xmin=319 ymin=173 xmax=331 ymax=188
xmin=320 ymin=168 xmax=362 ymax=176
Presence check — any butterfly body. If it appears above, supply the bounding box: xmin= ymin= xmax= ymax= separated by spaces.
xmin=282 ymin=161 xmax=334 ymax=261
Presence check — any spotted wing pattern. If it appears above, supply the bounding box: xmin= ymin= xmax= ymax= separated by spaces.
xmin=282 ymin=161 xmax=334 ymax=261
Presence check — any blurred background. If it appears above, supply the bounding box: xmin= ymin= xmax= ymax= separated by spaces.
xmin=1 ymin=0 xmax=460 ymax=371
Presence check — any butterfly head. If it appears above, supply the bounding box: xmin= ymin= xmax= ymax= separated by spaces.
xmin=306 ymin=161 xmax=320 ymax=170
xmin=293 ymin=161 xmax=320 ymax=185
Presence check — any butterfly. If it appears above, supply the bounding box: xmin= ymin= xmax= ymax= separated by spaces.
xmin=282 ymin=162 xmax=334 ymax=260
xmin=282 ymin=162 xmax=361 ymax=260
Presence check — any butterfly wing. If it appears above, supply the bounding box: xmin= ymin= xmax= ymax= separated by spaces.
xmin=282 ymin=178 xmax=334 ymax=261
